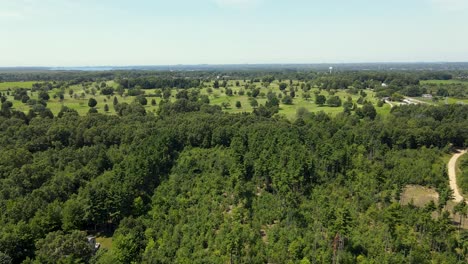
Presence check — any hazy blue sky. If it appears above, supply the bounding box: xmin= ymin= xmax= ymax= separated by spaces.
xmin=1 ymin=0 xmax=467 ymax=66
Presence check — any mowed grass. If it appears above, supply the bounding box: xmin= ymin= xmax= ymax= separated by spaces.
xmin=420 ymin=79 xmax=468 ymax=85
xmin=0 ymin=79 xmax=442 ymax=119
xmin=0 ymin=81 xmax=38 ymax=91
xmin=202 ymin=80 xmax=387 ymax=119
xmin=4 ymin=85 xmax=161 ymax=116
xmin=96 ymin=236 xmax=113 ymax=250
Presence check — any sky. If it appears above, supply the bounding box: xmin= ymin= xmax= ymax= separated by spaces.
xmin=0 ymin=0 xmax=468 ymax=66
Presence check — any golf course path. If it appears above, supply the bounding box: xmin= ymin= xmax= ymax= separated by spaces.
xmin=385 ymin=100 xmax=394 ymax=108
xmin=448 ymin=149 xmax=467 ymax=203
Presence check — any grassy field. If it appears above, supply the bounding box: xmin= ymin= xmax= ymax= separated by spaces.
xmin=0 ymin=81 xmax=38 ymax=91
xmin=201 ymin=80 xmax=387 ymax=119
xmin=400 ymin=185 xmax=439 ymax=207
xmin=96 ymin=236 xmax=113 ymax=250
xmin=420 ymin=79 xmax=468 ymax=85
xmin=1 ymin=79 xmax=460 ymax=119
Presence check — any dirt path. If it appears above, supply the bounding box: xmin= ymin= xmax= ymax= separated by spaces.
xmin=448 ymin=149 xmax=467 ymax=202
xmin=385 ymin=100 xmax=394 ymax=108
xmin=404 ymin=97 xmax=433 ymax=105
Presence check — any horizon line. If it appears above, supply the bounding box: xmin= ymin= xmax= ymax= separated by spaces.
xmin=1 ymin=61 xmax=468 ymax=68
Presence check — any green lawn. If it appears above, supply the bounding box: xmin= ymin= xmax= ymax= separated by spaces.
xmin=202 ymin=82 xmax=386 ymax=119
xmin=96 ymin=236 xmax=113 ymax=250
xmin=420 ymin=79 xmax=468 ymax=85
xmin=4 ymin=79 xmax=464 ymax=119
xmin=0 ymin=81 xmax=38 ymax=91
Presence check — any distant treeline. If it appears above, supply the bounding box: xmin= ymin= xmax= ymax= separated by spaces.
xmin=0 ymin=69 xmax=462 ymax=83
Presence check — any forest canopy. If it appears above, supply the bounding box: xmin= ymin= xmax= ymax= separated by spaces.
xmin=0 ymin=69 xmax=468 ymax=263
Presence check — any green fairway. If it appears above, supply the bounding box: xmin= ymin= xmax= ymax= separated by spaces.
xmin=200 ymin=81 xmax=386 ymax=119
xmin=2 ymin=79 xmax=464 ymax=119
xmin=420 ymin=79 xmax=468 ymax=85
xmin=0 ymin=81 xmax=38 ymax=91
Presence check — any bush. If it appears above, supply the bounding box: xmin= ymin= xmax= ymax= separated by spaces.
xmin=326 ymin=96 xmax=342 ymax=107
xmin=282 ymin=95 xmax=293 ymax=105
xmin=101 ymin=87 xmax=114 ymax=95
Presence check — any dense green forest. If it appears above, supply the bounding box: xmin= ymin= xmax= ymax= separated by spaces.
xmin=1 ymin=70 xmax=468 ymax=263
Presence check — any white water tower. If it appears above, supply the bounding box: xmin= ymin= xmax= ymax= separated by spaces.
xmin=329 ymin=67 xmax=333 ymax=74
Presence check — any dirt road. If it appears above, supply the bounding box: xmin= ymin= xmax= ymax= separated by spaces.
xmin=385 ymin=100 xmax=394 ymax=108
xmin=448 ymin=149 xmax=467 ymax=202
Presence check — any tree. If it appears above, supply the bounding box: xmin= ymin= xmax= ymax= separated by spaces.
xmin=266 ymin=92 xmax=280 ymax=108
xmin=282 ymin=95 xmax=293 ymax=105
xmin=104 ymin=104 xmax=109 ymax=112
xmin=163 ymin=89 xmax=172 ymax=99
xmin=315 ymin=94 xmax=326 ymax=106
xmin=112 ymin=217 xmax=146 ymax=264
xmin=326 ymin=96 xmax=342 ymax=107
xmin=279 ymin=83 xmax=288 ymax=91
xmin=453 ymin=199 xmax=467 ymax=229
xmin=136 ymin=96 xmax=148 ymax=106
xmin=251 ymin=88 xmax=260 ymax=98
xmin=235 ymin=101 xmax=242 ymax=109
xmin=361 ymin=103 xmax=377 ymax=120
xmin=38 ymin=91 xmax=50 ymax=101
xmin=21 ymin=95 xmax=30 ymax=103
xmin=249 ymin=98 xmax=258 ymax=108
xmin=151 ymin=99 xmax=157 ymax=106
xmin=355 ymin=103 xmax=376 ymax=119
xmin=113 ymin=96 xmax=119 ymax=106
xmin=57 ymin=106 xmax=78 ymax=118
xmin=62 ymin=198 xmax=85 ymax=231
xmin=101 ymin=87 xmax=114 ymax=95
xmin=290 ymin=90 xmax=296 ymax=98
xmin=0 ymin=251 xmax=12 ymax=264
xmin=34 ymin=231 xmax=93 ymax=264
xmin=88 ymin=98 xmax=97 ymax=108
xmin=213 ymin=80 xmax=220 ymax=89
xmin=116 ymin=85 xmax=125 ymax=96
xmin=221 ymin=101 xmax=230 ymax=109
